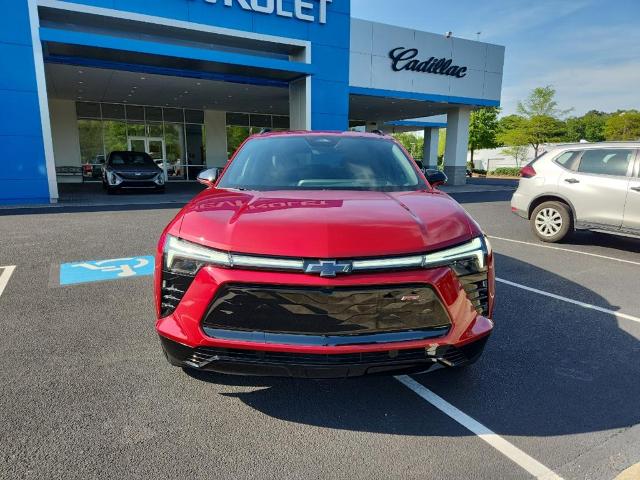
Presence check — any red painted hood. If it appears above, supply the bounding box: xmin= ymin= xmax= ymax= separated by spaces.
xmin=176 ymin=189 xmax=480 ymax=258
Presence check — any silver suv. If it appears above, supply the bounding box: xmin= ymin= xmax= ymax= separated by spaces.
xmin=511 ymin=142 xmax=640 ymax=242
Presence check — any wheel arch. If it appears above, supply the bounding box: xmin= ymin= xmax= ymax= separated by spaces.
xmin=527 ymin=194 xmax=577 ymax=225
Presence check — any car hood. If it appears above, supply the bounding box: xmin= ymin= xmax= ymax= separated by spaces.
xmin=176 ymin=189 xmax=479 ymax=258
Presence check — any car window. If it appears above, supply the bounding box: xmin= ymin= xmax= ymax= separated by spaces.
xmin=109 ymin=152 xmax=156 ymax=167
xmin=554 ymin=151 xmax=581 ymax=171
xmin=577 ymin=149 xmax=633 ymax=177
xmin=218 ymin=136 xmax=426 ymax=192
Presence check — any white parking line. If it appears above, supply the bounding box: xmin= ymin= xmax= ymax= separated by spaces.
xmin=395 ymin=375 xmax=563 ymax=480
xmin=496 ymin=278 xmax=640 ymax=324
xmin=488 ymin=236 xmax=640 ymax=267
xmin=0 ymin=265 xmax=16 ymax=298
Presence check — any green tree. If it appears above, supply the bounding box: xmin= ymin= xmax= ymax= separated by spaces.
xmin=523 ymin=115 xmax=567 ymax=156
xmin=565 ymin=111 xmax=607 ymax=142
xmin=468 ymin=107 xmax=501 ymax=165
xmin=501 ymin=145 xmax=529 ymax=168
xmin=604 ymin=111 xmax=640 ymax=140
xmin=517 ymin=85 xmax=572 ymax=118
xmin=497 ymin=115 xmax=528 ymax=147
xmin=392 ymin=132 xmax=424 ymax=159
xmin=498 ymin=114 xmax=526 ymax=133
xmin=504 ymin=87 xmax=571 ymax=157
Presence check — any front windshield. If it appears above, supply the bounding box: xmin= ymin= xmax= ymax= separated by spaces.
xmin=217 ymin=135 xmax=426 ymax=192
xmin=109 ymin=152 xmax=157 ymax=168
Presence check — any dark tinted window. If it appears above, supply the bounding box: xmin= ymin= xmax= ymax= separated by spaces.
xmin=227 ymin=112 xmax=250 ymax=126
xmin=101 ymin=103 xmax=126 ymax=120
xmin=577 ymin=149 xmax=633 ymax=176
xmin=109 ymin=152 xmax=156 ymax=167
xmin=163 ymin=108 xmax=184 ymax=123
xmin=126 ymin=105 xmax=144 ymax=121
xmin=185 ymin=110 xmax=204 ymax=124
xmin=76 ymin=102 xmax=101 ymax=118
xmin=218 ymin=136 xmax=425 ymax=192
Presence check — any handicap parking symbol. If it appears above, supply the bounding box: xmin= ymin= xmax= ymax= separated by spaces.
xmin=60 ymin=256 xmax=155 ymax=286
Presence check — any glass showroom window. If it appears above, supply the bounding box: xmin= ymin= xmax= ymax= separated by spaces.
xmin=226 ymin=113 xmax=290 ymax=157
xmin=74 ymin=102 xmax=206 ymax=182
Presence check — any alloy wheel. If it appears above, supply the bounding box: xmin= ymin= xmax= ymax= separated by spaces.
xmin=535 ymin=207 xmax=563 ymax=237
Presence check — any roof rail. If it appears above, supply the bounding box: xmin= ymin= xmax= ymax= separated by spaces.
xmin=371 ymin=129 xmax=385 ymax=136
xmin=259 ymin=128 xmax=272 ymax=134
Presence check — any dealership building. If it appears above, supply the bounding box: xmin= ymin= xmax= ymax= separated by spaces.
xmin=3 ymin=0 xmax=504 ymax=204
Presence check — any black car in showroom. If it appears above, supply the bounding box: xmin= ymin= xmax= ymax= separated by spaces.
xmin=102 ymin=151 xmax=166 ymax=194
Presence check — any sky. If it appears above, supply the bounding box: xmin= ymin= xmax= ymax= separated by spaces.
xmin=351 ymin=0 xmax=640 ymax=117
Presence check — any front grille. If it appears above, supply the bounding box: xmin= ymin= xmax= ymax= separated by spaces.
xmin=202 ymin=284 xmax=451 ymax=337
xmin=185 ymin=342 xmax=483 ymax=368
xmin=119 ymin=172 xmax=157 ymax=180
xmin=459 ymin=272 xmax=489 ymax=316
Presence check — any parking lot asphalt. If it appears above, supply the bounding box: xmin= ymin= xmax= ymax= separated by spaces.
xmin=0 ymin=185 xmax=638 ymax=480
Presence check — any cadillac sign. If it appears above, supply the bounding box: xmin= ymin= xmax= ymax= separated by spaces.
xmin=200 ymin=0 xmax=332 ymax=24
xmin=389 ymin=47 xmax=468 ymax=78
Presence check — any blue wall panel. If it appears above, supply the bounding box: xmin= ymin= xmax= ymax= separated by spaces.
xmin=0 ymin=1 xmax=50 ymax=204
xmin=0 ymin=43 xmax=39 ymax=92
xmin=0 ymin=0 xmax=32 ymax=45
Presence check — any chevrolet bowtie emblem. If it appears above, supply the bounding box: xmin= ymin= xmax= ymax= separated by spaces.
xmin=304 ymin=260 xmax=353 ymax=277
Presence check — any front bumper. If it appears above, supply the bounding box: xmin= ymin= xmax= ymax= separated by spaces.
xmin=114 ymin=180 xmax=163 ymax=189
xmin=155 ymin=261 xmax=495 ymax=378
xmin=160 ymin=334 xmax=490 ymax=378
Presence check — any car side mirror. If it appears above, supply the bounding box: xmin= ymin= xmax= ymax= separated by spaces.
xmin=197 ymin=168 xmax=221 ymax=187
xmin=426 ymin=170 xmax=448 ymax=187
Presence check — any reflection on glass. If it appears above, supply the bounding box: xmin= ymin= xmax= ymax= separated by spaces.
xmin=129 ymin=139 xmax=146 ymax=153
xmin=103 ymin=120 xmax=127 ymax=156
xmin=227 ymin=126 xmax=251 ymax=156
xmin=77 ymin=119 xmax=105 ymax=181
xmin=147 ymin=123 xmax=163 ymax=137
xmin=186 ymin=124 xmax=206 ymax=180
xmin=127 ymin=122 xmax=145 ymax=137
xmin=148 ymin=139 xmax=164 ymax=161
xmin=165 ymin=123 xmax=186 ymax=180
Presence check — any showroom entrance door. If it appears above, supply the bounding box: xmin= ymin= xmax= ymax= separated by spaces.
xmin=128 ymin=136 xmax=165 ymax=161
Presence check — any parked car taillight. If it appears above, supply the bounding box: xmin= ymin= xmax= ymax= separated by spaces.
xmin=82 ymin=164 xmax=92 ymax=174
xmin=520 ymin=165 xmax=536 ymax=178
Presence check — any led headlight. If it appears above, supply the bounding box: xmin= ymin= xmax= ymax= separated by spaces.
xmin=352 ymin=237 xmax=490 ymax=274
xmin=164 ymin=235 xmax=231 ymax=276
xmin=107 ymin=171 xmax=123 ymax=186
xmin=154 ymin=173 xmax=165 ymax=185
xmin=163 ymin=235 xmax=304 ymax=277
xmin=423 ymin=236 xmax=489 ymax=274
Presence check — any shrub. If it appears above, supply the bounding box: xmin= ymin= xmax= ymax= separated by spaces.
xmin=472 ymin=169 xmax=487 ymax=175
xmin=490 ymin=167 xmax=521 ymax=177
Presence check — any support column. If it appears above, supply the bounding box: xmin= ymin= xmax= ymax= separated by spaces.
xmin=290 ymin=77 xmax=311 ymax=131
xmin=49 ymin=99 xmax=81 ymax=183
xmin=423 ymin=128 xmax=439 ymax=169
xmin=444 ymin=107 xmax=472 ymax=185
xmin=204 ymin=110 xmax=228 ymax=168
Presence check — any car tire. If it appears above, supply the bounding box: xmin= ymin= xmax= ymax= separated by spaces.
xmin=530 ymin=201 xmax=572 ymax=243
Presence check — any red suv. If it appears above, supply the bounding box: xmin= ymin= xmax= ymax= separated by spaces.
xmin=155 ymin=132 xmax=494 ymax=378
